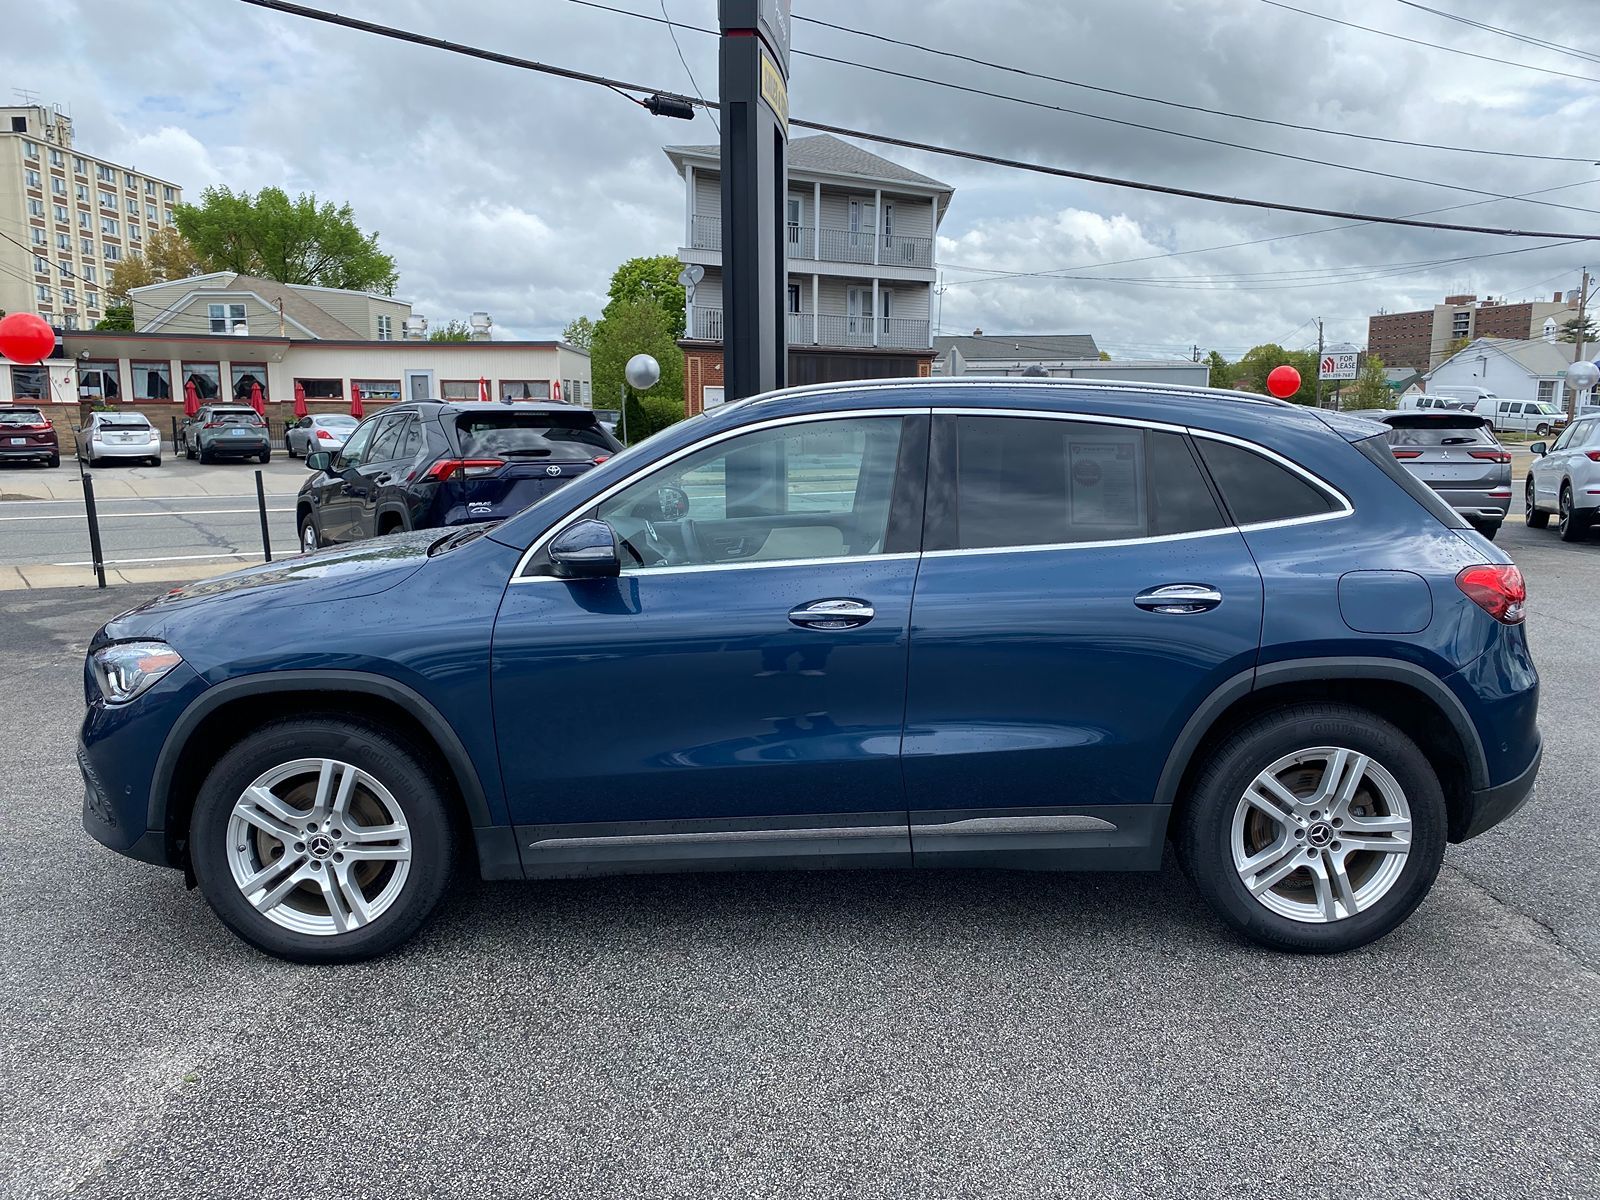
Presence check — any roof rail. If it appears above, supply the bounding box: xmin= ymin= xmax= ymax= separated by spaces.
xmin=726 ymin=374 xmax=1300 ymax=412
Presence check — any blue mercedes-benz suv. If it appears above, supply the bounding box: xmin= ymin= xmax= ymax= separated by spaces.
xmin=79 ymin=380 xmax=1541 ymax=961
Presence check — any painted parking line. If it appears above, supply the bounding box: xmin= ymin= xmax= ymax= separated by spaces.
xmin=0 ymin=507 xmax=294 ymax=522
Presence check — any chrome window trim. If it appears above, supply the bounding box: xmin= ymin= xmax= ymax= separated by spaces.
xmin=510 ymin=407 xmax=929 ymax=583
xmin=514 ymin=551 xmax=922 ymax=584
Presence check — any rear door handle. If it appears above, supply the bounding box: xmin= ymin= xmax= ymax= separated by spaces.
xmin=1134 ymin=583 xmax=1223 ymax=614
xmin=788 ymin=598 xmax=875 ymax=630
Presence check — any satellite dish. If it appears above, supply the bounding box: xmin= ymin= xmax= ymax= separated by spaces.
xmin=677 ymin=264 xmax=705 ymax=287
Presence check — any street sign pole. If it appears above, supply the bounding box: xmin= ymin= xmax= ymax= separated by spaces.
xmin=718 ymin=0 xmax=791 ymax=402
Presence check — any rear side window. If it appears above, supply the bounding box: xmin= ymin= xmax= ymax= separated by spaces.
xmin=1149 ymin=432 xmax=1227 ymax=536
xmin=1195 ymin=439 xmax=1336 ymax=526
xmin=456 ymin=411 xmax=617 ymax=460
xmin=1354 ymin=435 xmax=1469 ymax=529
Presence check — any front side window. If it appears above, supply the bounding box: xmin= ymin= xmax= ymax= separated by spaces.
xmin=590 ymin=417 xmax=905 ymax=572
xmin=334 ymin=418 xmax=379 ymax=467
xmin=365 ymin=414 xmax=407 ymax=463
xmin=1196 ymin=439 xmax=1338 ymax=526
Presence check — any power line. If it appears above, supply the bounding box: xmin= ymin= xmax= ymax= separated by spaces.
xmin=232 ymin=0 xmax=1600 ymax=242
xmin=786 ymin=9 xmax=1598 ymax=165
xmin=1389 ymin=1 xmax=1600 ymax=65
xmin=568 ymin=0 xmax=1600 ymax=216
xmin=657 ymin=0 xmax=717 ymax=134
xmin=1255 ymin=0 xmax=1600 ymax=84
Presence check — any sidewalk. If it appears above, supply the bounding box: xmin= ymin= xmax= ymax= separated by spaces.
xmin=0 ymin=461 xmax=307 ymax=502
xmin=0 ymin=558 xmax=254 ymax=592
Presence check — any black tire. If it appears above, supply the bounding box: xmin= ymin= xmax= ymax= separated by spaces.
xmin=198 ymin=445 xmax=213 ymax=464
xmin=184 ymin=438 xmax=196 ymax=461
xmin=1525 ymin=477 xmax=1549 ymax=528
xmin=47 ymin=453 xmax=59 ymax=468
xmin=189 ymin=716 xmax=455 ymax=963
xmin=259 ymin=448 xmax=271 ymax=464
xmin=299 ymin=514 xmax=320 ymax=553
xmin=1174 ymin=702 xmax=1447 ymax=954
xmin=287 ymin=440 xmax=299 ymax=459
xmin=1558 ymin=482 xmax=1590 ymax=542
xmin=1535 ymin=422 xmax=1552 ymax=437
xmin=1476 ymin=521 xmax=1500 ymax=541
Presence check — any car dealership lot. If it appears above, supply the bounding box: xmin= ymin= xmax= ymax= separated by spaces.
xmin=0 ymin=520 xmax=1596 ymax=1198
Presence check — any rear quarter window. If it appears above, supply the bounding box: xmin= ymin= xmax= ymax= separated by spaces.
xmin=1195 ymin=439 xmax=1337 ymax=526
xmin=1354 ymin=435 xmax=1469 ymax=529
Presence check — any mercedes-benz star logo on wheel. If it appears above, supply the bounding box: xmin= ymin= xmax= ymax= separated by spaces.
xmin=545 ymin=465 xmax=562 ymax=477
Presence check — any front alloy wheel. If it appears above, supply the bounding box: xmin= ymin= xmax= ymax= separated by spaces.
xmin=1232 ymin=748 xmax=1411 ymax=924
xmin=300 ymin=519 xmax=319 ymax=554
xmin=1526 ymin=477 xmax=1549 ymax=528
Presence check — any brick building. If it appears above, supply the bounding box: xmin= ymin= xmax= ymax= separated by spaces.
xmin=1368 ymin=291 xmax=1579 ymax=372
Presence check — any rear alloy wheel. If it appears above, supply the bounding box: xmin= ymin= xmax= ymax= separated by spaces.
xmin=1558 ymin=482 xmax=1590 ymax=542
xmin=189 ymin=719 xmax=454 ymax=962
xmin=300 ymin=517 xmax=320 ymax=553
xmin=1176 ymin=702 xmax=1446 ymax=953
xmin=1536 ymin=422 xmax=1552 ymax=437
xmin=1526 ymin=477 xmax=1549 ymax=528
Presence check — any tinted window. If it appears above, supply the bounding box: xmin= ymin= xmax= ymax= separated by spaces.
xmin=1576 ymin=419 xmax=1600 ymax=449
xmin=593 ymin=417 xmax=903 ymax=570
xmin=366 ymin=414 xmax=405 ymax=462
xmin=456 ymin=411 xmax=617 ymax=460
xmin=395 ymin=417 xmax=423 ymax=460
xmin=1150 ymin=432 xmax=1227 ymax=535
xmin=1196 ymin=439 xmax=1336 ymax=526
xmin=1384 ymin=424 xmax=1495 ymax=446
xmin=942 ymin=416 xmax=1149 ymax=550
xmin=1354 ymin=436 xmax=1468 ymax=529
xmin=336 ymin=418 xmax=379 ymax=467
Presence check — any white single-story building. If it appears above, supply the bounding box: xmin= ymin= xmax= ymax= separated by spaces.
xmin=1425 ymin=336 xmax=1599 ymax=407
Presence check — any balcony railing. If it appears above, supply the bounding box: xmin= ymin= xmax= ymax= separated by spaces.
xmin=691 ymin=214 xmax=934 ymax=269
xmin=692 ymin=306 xmax=930 ymax=349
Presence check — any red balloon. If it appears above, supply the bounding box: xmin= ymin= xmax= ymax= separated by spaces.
xmin=0 ymin=312 xmax=55 ymax=365
xmin=1266 ymin=364 xmax=1302 ymax=398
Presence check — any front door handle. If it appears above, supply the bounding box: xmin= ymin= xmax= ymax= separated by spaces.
xmin=1134 ymin=583 xmax=1223 ymax=614
xmin=788 ymin=598 xmax=875 ymax=630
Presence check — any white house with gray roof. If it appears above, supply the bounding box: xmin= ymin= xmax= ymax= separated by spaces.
xmin=666 ymin=133 xmax=953 ymax=412
xmin=1426 ymin=336 xmax=1600 ymax=408
xmin=129 ymin=272 xmax=413 ymax=342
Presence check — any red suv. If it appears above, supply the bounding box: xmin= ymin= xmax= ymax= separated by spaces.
xmin=0 ymin=407 xmax=61 ymax=468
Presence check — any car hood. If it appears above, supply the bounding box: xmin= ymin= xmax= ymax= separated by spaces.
xmin=99 ymin=530 xmax=439 ymax=647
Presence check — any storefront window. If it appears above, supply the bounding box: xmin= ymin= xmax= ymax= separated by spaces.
xmin=231 ymin=364 xmax=269 ymax=402
xmin=351 ymin=379 xmax=402 ymax=401
xmin=499 ymin=379 xmax=550 ymax=401
xmin=295 ymin=379 xmax=343 ymax=399
xmin=441 ymin=380 xmax=482 ymax=401
xmin=181 ymin=362 xmax=221 ymax=401
xmin=9 ymin=366 xmax=47 ymax=401
xmin=130 ymin=361 xmax=172 ymax=401
xmin=77 ymin=360 xmax=120 ymax=402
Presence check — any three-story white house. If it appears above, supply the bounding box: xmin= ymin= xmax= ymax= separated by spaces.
xmin=667 ymin=134 xmax=954 ymax=413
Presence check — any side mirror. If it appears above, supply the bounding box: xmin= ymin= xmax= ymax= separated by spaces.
xmin=1528 ymin=442 xmax=1547 ymax=457
xmin=306 ymin=450 xmax=332 ymax=471
xmin=549 ymin=519 xmax=622 ymax=578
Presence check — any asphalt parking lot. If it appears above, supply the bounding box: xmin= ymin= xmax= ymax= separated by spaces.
xmin=1 ymin=518 xmax=1597 ymax=1198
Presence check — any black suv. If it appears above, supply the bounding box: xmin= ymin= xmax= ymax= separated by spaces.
xmin=296 ymin=401 xmax=622 ymax=551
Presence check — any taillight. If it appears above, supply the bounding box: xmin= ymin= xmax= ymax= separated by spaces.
xmin=1391 ymin=449 xmax=1422 ymax=459
xmin=592 ymin=455 xmax=610 ymax=464
xmin=203 ymin=422 xmax=220 ymax=428
xmin=1586 ymin=451 xmax=1600 ymax=462
xmin=424 ymin=458 xmax=505 ymax=481
xmin=1468 ymin=449 xmax=1512 ymax=463
xmin=1456 ymin=563 xmax=1526 ymax=625
xmin=316 ymin=429 xmax=334 ymax=439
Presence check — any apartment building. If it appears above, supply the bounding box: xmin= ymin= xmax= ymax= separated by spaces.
xmin=1368 ymin=291 xmax=1578 ymax=372
xmin=130 ymin=272 xmax=413 ymax=342
xmin=0 ymin=104 xmax=183 ymax=331
xmin=668 ymin=134 xmax=953 ymax=413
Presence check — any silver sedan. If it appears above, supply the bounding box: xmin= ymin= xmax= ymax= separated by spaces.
xmin=286 ymin=415 xmax=359 ymax=459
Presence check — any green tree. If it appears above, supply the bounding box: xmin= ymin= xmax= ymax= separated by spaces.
xmin=590 ymin=298 xmax=684 ymax=437
xmin=1229 ymin=343 xmax=1322 ymax=404
xmin=1346 ymin=353 xmax=1391 ymax=410
xmin=429 ymin=319 xmax=472 ymax=343
xmin=1559 ymin=315 xmax=1598 ymax=344
xmin=563 ymin=315 xmax=596 ymax=350
xmin=174 ymin=186 xmax=398 ymax=293
xmin=1443 ymin=335 xmax=1471 ymax=358
xmin=1204 ymin=350 xmax=1232 ymax=389
xmin=604 ymin=255 xmax=686 ymax=338
xmin=107 ymin=256 xmax=156 ymax=304
xmin=94 ymin=304 xmax=134 ymax=331
xmin=107 ymin=227 xmax=204 ymax=303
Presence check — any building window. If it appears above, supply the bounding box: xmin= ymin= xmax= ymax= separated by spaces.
xmin=51 ymin=177 xmax=65 ymax=196
xmin=145 ymin=203 xmax=156 ymax=221
xmin=75 ymin=183 xmax=88 ymax=202
xmin=1537 ymin=380 xmax=1557 ymax=403
xmin=129 ymin=224 xmax=141 ymax=242
xmin=27 ymin=198 xmax=44 ymax=217
xmin=63 ymin=314 xmax=79 ymax=331
xmin=78 ymin=210 xmax=90 ymax=229
xmin=25 ymin=168 xmax=41 ymax=189
xmin=99 ymin=190 xmax=115 ymax=209
xmin=62 ymin=287 xmax=75 ymax=307
xmin=440 ymin=380 xmax=483 ymax=401
xmin=78 ymin=361 xmax=120 ymax=402
xmin=72 ymin=156 xmax=85 ymax=175
xmin=58 ymin=259 xmax=72 ymax=278
xmin=21 ymin=139 xmax=38 ymax=158
xmin=163 ymin=185 xmax=175 ymax=201
xmin=36 ymin=285 xmax=51 ymax=305
xmin=208 ymin=302 xmax=247 ymax=334
xmin=80 ymin=237 xmax=94 ymax=255
xmin=100 ymin=216 xmax=119 ymax=236
xmin=53 ymin=203 xmax=68 ymax=223
xmin=103 ymin=245 xmax=120 ymax=262
xmin=130 ymin=361 xmax=172 ymax=401
xmin=124 ymin=171 xmax=135 ymax=188
xmin=376 ymin=314 xmax=393 ymax=340
xmin=10 ymin=367 xmax=47 ymax=401
xmin=499 ymin=380 xmax=550 ymax=401
xmin=97 ymin=165 xmax=115 ymax=182
xmin=164 ymin=209 xmax=175 ymax=226
xmin=33 ymin=256 xmax=47 ymax=275
xmin=85 ymin=291 xmax=98 ymax=309
xmin=295 ymin=379 xmax=343 ymax=400
xmin=48 ymin=147 xmax=63 ymax=167
xmin=231 ymin=365 xmax=269 ymax=402
xmin=787 ymin=283 xmax=801 ymax=313
xmin=144 ymin=180 xmax=155 ymax=196
xmin=31 ymin=228 xmax=45 ymax=246
xmin=182 ymin=362 xmax=222 ymax=401
xmin=1451 ymin=311 xmax=1471 ymax=338
xmin=55 ymin=232 xmax=70 ymax=251
xmin=352 ymin=378 xmax=402 ymax=401
xmin=85 ymin=262 xmax=99 ymax=283
xmin=125 ymin=197 xmax=138 ymax=214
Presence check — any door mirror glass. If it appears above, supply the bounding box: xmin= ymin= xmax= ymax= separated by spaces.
xmin=306 ymin=450 xmax=331 ymax=471
xmin=1529 ymin=441 xmax=1547 ymax=456
xmin=549 ymin=519 xmax=621 ymax=578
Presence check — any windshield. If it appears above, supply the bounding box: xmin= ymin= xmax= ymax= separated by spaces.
xmin=0 ymin=410 xmax=44 ymax=425
xmin=455 ymin=411 xmax=619 ymax=459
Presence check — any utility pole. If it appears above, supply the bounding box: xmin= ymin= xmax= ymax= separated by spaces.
xmin=276 ymin=296 xmax=286 ymax=339
xmin=1570 ymin=267 xmax=1590 ymax=419
xmin=1191 ymin=344 xmax=1200 ymax=362
xmin=1314 ymin=318 xmax=1325 ymax=409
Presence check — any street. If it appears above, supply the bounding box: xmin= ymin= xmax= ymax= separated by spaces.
xmin=0 ymin=517 xmax=1595 ymax=1198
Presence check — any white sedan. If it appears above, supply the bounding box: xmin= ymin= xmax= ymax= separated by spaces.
xmin=79 ymin=412 xmax=163 ymax=467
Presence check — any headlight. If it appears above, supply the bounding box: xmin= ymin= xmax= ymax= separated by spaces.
xmin=90 ymin=641 xmax=183 ymax=705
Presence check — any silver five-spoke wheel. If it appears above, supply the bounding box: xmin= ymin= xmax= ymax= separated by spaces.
xmin=1231 ymin=746 xmax=1412 ymax=924
xmin=226 ymin=758 xmax=412 ymax=936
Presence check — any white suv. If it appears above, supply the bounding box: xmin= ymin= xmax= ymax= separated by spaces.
xmin=1527 ymin=415 xmax=1600 ymax=541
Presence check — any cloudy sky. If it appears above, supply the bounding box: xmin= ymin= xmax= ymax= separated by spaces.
xmin=7 ymin=0 xmax=1599 ymax=358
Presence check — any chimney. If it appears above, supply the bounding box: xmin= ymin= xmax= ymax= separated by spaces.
xmin=971 ymin=328 xmax=983 ymax=336
xmin=469 ymin=311 xmax=493 ymax=342
xmin=1555 ymin=291 xmax=1564 ymax=303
